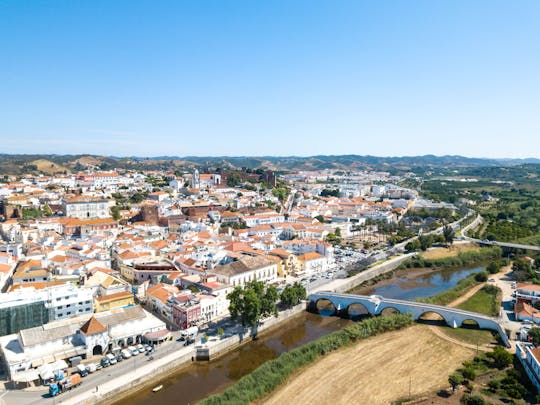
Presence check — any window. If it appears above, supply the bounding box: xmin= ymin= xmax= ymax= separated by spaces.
xmin=66 ymin=312 xmax=71 ymax=315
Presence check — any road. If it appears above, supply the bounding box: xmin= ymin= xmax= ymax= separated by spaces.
xmin=461 ymin=213 xmax=540 ymax=252
xmin=0 ymin=334 xmax=194 ymax=405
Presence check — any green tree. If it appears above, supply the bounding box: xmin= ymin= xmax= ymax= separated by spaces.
xmin=42 ymin=204 xmax=52 ymax=217
xmin=486 ymin=261 xmax=501 ymax=274
xmin=335 ymin=227 xmax=342 ymax=237
xmin=461 ymin=394 xmax=487 ymax=405
xmin=449 ymin=372 xmax=464 ymax=391
xmin=227 ymin=281 xmax=279 ymax=333
xmin=280 ymin=282 xmax=307 ymax=308
xmin=217 ymin=327 xmax=224 ymax=337
xmin=488 ymin=347 xmax=513 ymax=369
xmin=528 ymin=327 xmax=540 ymax=346
xmin=474 ymin=271 xmax=488 ymax=282
xmin=110 ymin=206 xmax=122 ymax=221
xmin=443 ymin=225 xmax=455 ymax=246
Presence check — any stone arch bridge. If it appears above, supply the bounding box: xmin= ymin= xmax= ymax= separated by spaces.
xmin=308 ymin=291 xmax=510 ymax=347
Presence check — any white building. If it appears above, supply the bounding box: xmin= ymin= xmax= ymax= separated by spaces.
xmin=0 ymin=306 xmax=168 ymax=382
xmin=210 ymin=254 xmax=278 ymax=287
xmin=63 ymin=197 xmax=112 ymax=219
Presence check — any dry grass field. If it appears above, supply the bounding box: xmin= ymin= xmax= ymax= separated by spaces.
xmin=262 ymin=325 xmax=474 ymax=405
xmin=420 ymin=243 xmax=479 ymax=260
xmin=28 ymin=159 xmax=71 ymax=174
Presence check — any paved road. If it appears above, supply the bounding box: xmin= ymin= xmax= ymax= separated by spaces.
xmin=1 ymin=337 xmax=194 ymax=405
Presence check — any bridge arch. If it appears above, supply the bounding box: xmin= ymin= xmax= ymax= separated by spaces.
xmin=417 ymin=311 xmax=448 ymax=326
xmin=347 ymin=302 xmax=370 ymax=319
xmin=380 ymin=307 xmax=400 ymax=317
xmin=461 ymin=319 xmax=480 ymax=329
xmin=315 ymin=298 xmax=337 ymax=316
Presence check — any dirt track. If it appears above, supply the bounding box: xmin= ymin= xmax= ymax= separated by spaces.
xmin=262 ymin=325 xmax=474 ymax=405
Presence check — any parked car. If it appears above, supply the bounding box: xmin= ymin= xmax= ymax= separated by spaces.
xmin=136 ymin=344 xmax=145 ymax=354
xmin=121 ymin=349 xmax=132 ymax=359
xmin=100 ymin=357 xmax=110 ymax=368
xmin=128 ymin=346 xmax=139 ymax=356
xmin=76 ymin=364 xmax=88 ymax=377
xmin=106 ymin=353 xmax=117 ymax=365
xmin=115 ymin=354 xmax=124 ymax=362
xmin=85 ymin=363 xmax=97 ymax=374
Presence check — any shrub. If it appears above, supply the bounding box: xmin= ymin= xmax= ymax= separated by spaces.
xmin=461 ymin=394 xmax=487 ymax=405
xmin=474 ymin=271 xmax=488 ymax=282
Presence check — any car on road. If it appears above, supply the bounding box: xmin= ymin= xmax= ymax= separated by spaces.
xmin=489 ymin=278 xmax=496 ymax=282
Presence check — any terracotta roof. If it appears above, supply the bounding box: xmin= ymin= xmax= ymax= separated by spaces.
xmin=297 ymin=251 xmax=324 ymax=261
xmin=517 ymin=283 xmax=540 ymax=292
xmin=80 ymin=317 xmax=107 ymax=336
xmin=95 ymin=291 xmax=133 ymax=303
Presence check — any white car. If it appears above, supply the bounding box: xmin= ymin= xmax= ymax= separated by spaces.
xmin=129 ymin=346 xmax=139 ymax=356
xmin=121 ymin=349 xmax=132 ymax=359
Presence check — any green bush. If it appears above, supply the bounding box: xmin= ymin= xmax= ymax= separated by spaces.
xmin=199 ymin=314 xmax=413 ymax=405
xmin=474 ymin=271 xmax=488 ymax=282
xmin=461 ymin=394 xmax=487 ymax=405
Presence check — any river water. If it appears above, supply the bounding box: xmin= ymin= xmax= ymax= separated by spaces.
xmin=117 ymin=265 xmax=484 ymax=405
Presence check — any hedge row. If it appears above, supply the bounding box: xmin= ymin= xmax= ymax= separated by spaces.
xmin=199 ymin=313 xmax=413 ymax=405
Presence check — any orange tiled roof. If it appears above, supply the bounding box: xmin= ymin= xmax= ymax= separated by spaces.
xmin=80 ymin=317 xmax=107 ymax=335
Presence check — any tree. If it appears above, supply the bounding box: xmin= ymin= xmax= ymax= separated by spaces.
xmin=280 ymin=282 xmax=307 ymax=308
xmin=449 ymin=372 xmax=464 ymax=391
xmin=315 ymin=215 xmax=325 ymax=223
xmin=227 ymin=281 xmax=279 ymax=333
xmin=443 ymin=225 xmax=455 ymax=246
xmin=487 ymin=261 xmax=501 ymax=274
xmin=474 ymin=271 xmax=488 ymax=282
xmin=488 ymin=347 xmax=513 ymax=369
xmin=335 ymin=227 xmax=342 ymax=237
xmin=528 ymin=327 xmax=540 ymax=346
xmin=217 ymin=327 xmax=224 ymax=337
xmin=110 ymin=206 xmax=122 ymax=221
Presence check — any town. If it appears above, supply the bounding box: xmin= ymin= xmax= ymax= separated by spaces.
xmin=0 ymin=163 xmax=437 ymax=401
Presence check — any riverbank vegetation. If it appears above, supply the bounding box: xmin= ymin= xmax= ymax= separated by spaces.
xmin=416 ymin=273 xmax=483 ymax=306
xmin=200 ymin=314 xmax=413 ymax=405
xmin=456 ymin=284 xmax=502 ymax=317
xmin=401 ymin=246 xmax=502 ymax=270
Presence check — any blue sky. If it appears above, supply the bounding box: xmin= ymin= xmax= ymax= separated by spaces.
xmin=0 ymin=0 xmax=539 ymax=158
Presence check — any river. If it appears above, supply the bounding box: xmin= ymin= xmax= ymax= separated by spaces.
xmin=116 ymin=264 xmax=484 ymax=405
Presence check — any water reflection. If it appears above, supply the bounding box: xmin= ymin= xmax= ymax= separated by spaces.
xmin=355 ymin=266 xmax=485 ymax=301
xmin=116 ymin=313 xmax=351 ymax=405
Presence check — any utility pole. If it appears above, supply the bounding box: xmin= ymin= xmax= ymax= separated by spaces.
xmin=409 ymin=375 xmax=412 ymax=399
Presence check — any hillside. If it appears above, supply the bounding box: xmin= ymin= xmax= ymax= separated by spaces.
xmin=0 ymin=153 xmax=538 ymax=176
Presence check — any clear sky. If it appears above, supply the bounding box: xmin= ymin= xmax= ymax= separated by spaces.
xmin=1 ymin=1 xmax=539 ymax=158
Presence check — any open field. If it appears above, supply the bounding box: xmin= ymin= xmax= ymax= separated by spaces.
xmin=421 ymin=243 xmax=479 ymax=260
xmin=456 ymin=286 xmax=501 ymax=317
xmin=262 ymin=325 xmax=475 ymax=405
xmin=434 ymin=325 xmax=497 ymax=347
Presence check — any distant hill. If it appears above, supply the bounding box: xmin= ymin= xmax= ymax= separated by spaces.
xmin=26 ymin=159 xmax=71 ymax=175
xmin=0 ymin=153 xmax=537 ymax=176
